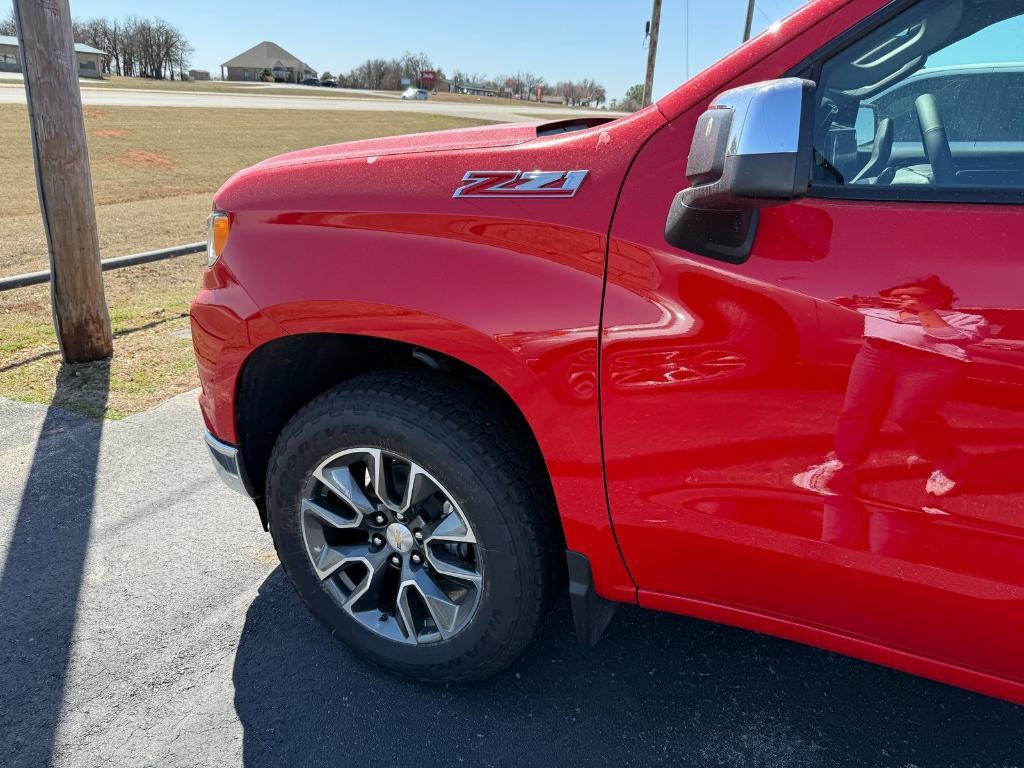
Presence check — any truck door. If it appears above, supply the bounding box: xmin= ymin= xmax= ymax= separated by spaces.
xmin=601 ymin=0 xmax=1024 ymax=682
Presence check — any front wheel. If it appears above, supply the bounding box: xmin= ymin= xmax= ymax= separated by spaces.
xmin=265 ymin=371 xmax=560 ymax=681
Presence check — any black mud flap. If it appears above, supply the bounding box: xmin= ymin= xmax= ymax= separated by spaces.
xmin=566 ymin=550 xmax=619 ymax=648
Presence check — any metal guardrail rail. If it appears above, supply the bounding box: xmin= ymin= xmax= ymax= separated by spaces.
xmin=0 ymin=242 xmax=206 ymax=292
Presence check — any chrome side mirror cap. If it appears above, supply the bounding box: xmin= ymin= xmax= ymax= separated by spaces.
xmin=665 ymin=77 xmax=816 ymax=263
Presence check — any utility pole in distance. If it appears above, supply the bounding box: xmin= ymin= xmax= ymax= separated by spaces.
xmin=743 ymin=0 xmax=757 ymax=41
xmin=642 ymin=0 xmax=662 ymax=108
xmin=14 ymin=0 xmax=112 ymax=363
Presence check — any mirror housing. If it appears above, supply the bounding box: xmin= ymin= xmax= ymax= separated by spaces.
xmin=664 ymin=77 xmax=816 ymax=263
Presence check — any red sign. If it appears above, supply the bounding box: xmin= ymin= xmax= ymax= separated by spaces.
xmin=420 ymin=70 xmax=436 ymax=85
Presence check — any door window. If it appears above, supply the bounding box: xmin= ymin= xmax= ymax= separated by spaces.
xmin=811 ymin=0 xmax=1024 ymax=197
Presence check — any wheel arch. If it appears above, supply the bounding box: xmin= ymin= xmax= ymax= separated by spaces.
xmin=235 ymin=333 xmax=555 ymax=532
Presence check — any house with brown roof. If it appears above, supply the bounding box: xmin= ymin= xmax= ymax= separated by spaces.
xmin=221 ymin=41 xmax=316 ymax=83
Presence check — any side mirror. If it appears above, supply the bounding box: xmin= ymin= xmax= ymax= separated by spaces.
xmin=664 ymin=77 xmax=816 ymax=263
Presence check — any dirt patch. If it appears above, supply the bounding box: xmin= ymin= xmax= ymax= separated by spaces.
xmin=92 ymin=128 xmax=129 ymax=138
xmin=115 ymin=149 xmax=173 ymax=170
xmin=83 ymin=106 xmax=106 ymax=120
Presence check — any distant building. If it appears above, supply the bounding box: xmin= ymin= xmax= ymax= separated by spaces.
xmin=189 ymin=69 xmax=210 ymax=81
xmin=540 ymin=93 xmax=565 ymax=105
xmin=221 ymin=42 xmax=316 ymax=83
xmin=0 ymin=34 xmax=106 ymax=79
xmin=454 ymin=81 xmax=498 ymax=97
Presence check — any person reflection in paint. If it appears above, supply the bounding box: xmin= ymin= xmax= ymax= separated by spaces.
xmin=794 ymin=276 xmax=988 ymax=498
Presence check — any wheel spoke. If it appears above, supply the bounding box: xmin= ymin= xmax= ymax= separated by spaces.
xmin=405 ymin=568 xmax=466 ymax=640
xmin=363 ymin=448 xmax=404 ymax=512
xmin=399 ymin=465 xmax=437 ymax=514
xmin=342 ymin=546 xmax=390 ymax=606
xmin=425 ymin=501 xmax=477 ymax=544
xmin=314 ymin=462 xmax=375 ymax=518
xmin=309 ymin=540 xmax=383 ymax=582
xmin=394 ymin=586 xmax=418 ymax=642
xmin=302 ymin=497 xmax=360 ymax=530
xmin=426 ymin=552 xmax=482 ymax=585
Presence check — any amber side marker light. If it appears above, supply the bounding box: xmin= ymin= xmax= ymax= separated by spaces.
xmin=207 ymin=212 xmax=231 ymax=267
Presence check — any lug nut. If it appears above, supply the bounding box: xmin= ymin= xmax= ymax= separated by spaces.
xmin=413 ymin=529 xmax=424 ymax=542
xmin=372 ymin=534 xmax=385 ymax=547
xmin=396 ymin=511 xmax=407 ymax=522
xmin=389 ymin=554 xmax=402 ymax=567
xmin=374 ymin=513 xmax=387 ymax=525
xmin=411 ymin=552 xmax=423 ymax=565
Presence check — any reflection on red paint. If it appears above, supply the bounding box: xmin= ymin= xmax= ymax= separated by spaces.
xmin=605 ymin=130 xmax=1024 ymax=691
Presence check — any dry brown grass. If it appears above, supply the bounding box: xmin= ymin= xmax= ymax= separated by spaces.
xmin=0 ymin=105 xmax=492 ymax=418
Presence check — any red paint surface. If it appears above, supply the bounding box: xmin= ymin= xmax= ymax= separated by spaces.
xmin=192 ymin=0 xmax=1024 ymax=703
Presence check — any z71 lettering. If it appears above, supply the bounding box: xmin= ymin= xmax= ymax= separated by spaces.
xmin=452 ymin=170 xmax=589 ymax=199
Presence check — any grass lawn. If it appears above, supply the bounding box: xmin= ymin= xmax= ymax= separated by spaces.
xmin=0 ymin=105 xmax=492 ymax=418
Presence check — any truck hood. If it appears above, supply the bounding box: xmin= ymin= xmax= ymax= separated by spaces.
xmin=254 ymin=122 xmax=541 ymax=170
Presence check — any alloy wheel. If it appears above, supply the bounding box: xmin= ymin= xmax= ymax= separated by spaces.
xmin=299 ymin=447 xmax=482 ymax=645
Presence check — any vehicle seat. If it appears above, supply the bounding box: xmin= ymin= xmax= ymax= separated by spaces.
xmin=850 ymin=117 xmax=893 ymax=184
xmin=876 ymin=164 xmax=934 ymax=185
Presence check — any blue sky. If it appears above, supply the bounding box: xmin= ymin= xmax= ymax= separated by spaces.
xmin=62 ymin=0 xmax=808 ymax=102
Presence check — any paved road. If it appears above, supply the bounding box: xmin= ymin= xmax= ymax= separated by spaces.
xmin=0 ymin=82 xmax=619 ymax=123
xmin=1 ymin=389 xmax=1022 ymax=768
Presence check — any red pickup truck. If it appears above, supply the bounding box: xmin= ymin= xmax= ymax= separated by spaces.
xmin=192 ymin=0 xmax=1024 ymax=703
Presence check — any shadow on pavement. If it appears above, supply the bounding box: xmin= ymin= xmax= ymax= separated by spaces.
xmin=0 ymin=362 xmax=110 ymax=768
xmin=234 ymin=567 xmax=1024 ymax=768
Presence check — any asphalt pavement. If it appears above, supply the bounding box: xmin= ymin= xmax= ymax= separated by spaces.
xmin=0 ymin=81 xmax=619 ymax=123
xmin=1 ymin=387 xmax=1023 ymax=768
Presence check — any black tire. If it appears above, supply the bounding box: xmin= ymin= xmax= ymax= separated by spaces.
xmin=265 ymin=369 xmax=561 ymax=681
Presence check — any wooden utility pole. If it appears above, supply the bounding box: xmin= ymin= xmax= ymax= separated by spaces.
xmin=743 ymin=0 xmax=757 ymax=41
xmin=15 ymin=0 xmax=112 ymax=363
xmin=642 ymin=0 xmax=662 ymax=108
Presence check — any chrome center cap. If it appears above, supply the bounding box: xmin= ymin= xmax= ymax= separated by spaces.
xmin=385 ymin=522 xmax=414 ymax=553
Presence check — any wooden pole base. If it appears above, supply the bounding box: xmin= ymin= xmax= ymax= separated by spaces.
xmin=15 ymin=0 xmax=113 ymax=363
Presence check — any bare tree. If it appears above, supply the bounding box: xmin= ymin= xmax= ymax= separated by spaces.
xmin=555 ymin=80 xmax=576 ymax=105
xmin=0 ymin=8 xmax=15 ymax=36
xmin=104 ymin=19 xmax=122 ymax=75
xmin=353 ymin=57 xmax=390 ymax=89
xmin=65 ymin=15 xmax=191 ymax=79
xmin=517 ymin=71 xmax=544 ymax=100
xmin=340 ymin=54 xmax=601 ymax=103
xmin=399 ymin=50 xmax=433 ymax=86
xmin=450 ymin=69 xmax=487 ymax=89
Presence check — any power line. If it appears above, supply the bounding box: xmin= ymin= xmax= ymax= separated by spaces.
xmin=684 ymin=0 xmax=690 ymax=79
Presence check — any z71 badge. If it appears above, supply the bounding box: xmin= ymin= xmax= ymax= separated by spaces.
xmin=453 ymin=170 xmax=589 ymax=199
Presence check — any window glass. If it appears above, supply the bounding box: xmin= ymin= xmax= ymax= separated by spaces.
xmin=985 ymin=72 xmax=1024 ymax=142
xmin=854 ymin=106 xmax=876 ymax=147
xmin=812 ymin=0 xmax=1024 ymax=194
